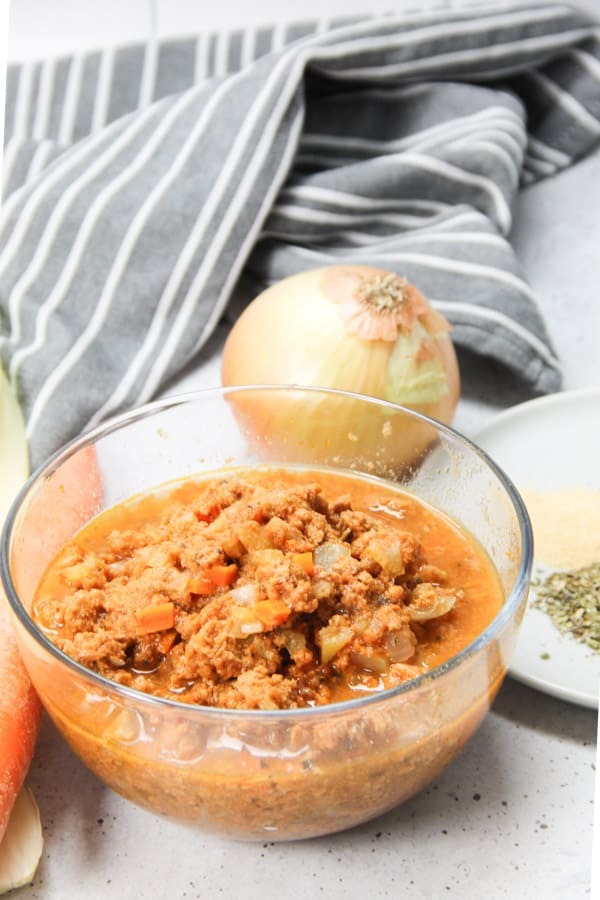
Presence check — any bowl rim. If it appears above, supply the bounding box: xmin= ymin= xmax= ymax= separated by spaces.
xmin=1 ymin=383 xmax=533 ymax=721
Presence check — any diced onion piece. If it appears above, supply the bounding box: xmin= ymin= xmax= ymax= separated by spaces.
xmin=106 ymin=559 xmax=128 ymax=578
xmin=352 ymin=617 xmax=369 ymax=636
xmin=281 ymin=629 xmax=307 ymax=659
xmin=218 ymin=533 xmax=245 ymax=560
xmin=0 ymin=787 xmax=43 ymax=894
xmin=240 ymin=622 xmax=263 ymax=635
xmin=229 ymin=583 xmax=258 ymax=606
xmin=366 ymin=536 xmax=405 ymax=576
xmin=237 ymin=521 xmax=273 ymax=553
xmin=350 ymin=650 xmax=389 ymax=675
xmin=229 ymin=605 xmax=263 ymax=637
xmin=313 ymin=542 xmax=351 ymax=570
xmin=248 ymin=548 xmax=284 ymax=567
xmin=313 ymin=579 xmax=333 ymax=600
xmin=407 ymin=584 xmax=458 ymax=622
xmin=385 ymin=629 xmax=416 ymax=662
xmin=318 ymin=623 xmax=354 ymax=665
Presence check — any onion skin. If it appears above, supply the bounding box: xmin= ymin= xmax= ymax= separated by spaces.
xmin=221 ymin=266 xmax=460 ymax=470
xmin=222 ymin=266 xmax=460 ymax=424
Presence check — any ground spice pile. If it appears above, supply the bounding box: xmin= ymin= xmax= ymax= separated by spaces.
xmin=532 ymin=562 xmax=600 ymax=653
xmin=520 ymin=486 xmax=600 ymax=570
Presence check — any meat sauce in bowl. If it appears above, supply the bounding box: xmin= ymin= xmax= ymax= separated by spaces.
xmin=31 ymin=468 xmax=503 ymax=710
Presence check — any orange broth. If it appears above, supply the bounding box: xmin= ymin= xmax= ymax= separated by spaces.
xmin=32 ymin=468 xmax=503 ymax=709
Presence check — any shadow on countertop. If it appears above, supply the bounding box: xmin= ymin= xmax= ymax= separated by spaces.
xmin=492 ymin=675 xmax=597 ymax=745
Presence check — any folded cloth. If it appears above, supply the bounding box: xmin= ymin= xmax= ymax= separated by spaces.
xmin=1 ymin=1 xmax=599 ymax=467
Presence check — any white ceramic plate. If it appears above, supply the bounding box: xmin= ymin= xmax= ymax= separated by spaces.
xmin=474 ymin=387 xmax=600 ymax=709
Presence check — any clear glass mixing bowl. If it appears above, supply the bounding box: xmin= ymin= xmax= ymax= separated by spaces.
xmin=1 ymin=386 xmax=532 ymax=840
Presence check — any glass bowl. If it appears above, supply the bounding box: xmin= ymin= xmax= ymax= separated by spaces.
xmin=1 ymin=386 xmax=532 ymax=841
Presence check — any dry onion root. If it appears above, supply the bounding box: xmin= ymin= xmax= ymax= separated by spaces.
xmin=222 ymin=266 xmax=460 ymax=471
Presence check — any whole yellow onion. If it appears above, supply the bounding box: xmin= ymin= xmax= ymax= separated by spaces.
xmin=223 ymin=266 xmax=459 ymax=418
xmin=221 ymin=265 xmax=460 ymax=471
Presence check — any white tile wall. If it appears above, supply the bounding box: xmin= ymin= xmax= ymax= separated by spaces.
xmin=7 ymin=0 xmax=152 ymax=60
xmin=16 ymin=0 xmax=600 ymax=61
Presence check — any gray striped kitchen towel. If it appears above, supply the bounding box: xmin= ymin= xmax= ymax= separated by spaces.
xmin=2 ymin=1 xmax=600 ymax=466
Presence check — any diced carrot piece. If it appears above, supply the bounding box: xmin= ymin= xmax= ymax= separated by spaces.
xmin=206 ymin=564 xmax=237 ymax=586
xmin=253 ymin=599 xmax=290 ymax=629
xmin=292 ymin=552 xmax=314 ymax=575
xmin=194 ymin=505 xmax=219 ymax=524
xmin=187 ymin=564 xmax=237 ymax=595
xmin=186 ymin=576 xmax=217 ymax=597
xmin=136 ymin=602 xmax=175 ymax=635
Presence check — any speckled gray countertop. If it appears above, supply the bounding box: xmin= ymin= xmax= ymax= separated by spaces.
xmin=7 ymin=1 xmax=600 ymax=898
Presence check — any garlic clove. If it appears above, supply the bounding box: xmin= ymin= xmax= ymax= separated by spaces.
xmin=0 ymin=787 xmax=43 ymax=894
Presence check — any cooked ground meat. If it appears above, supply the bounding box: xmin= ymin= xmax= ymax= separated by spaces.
xmin=32 ymin=468 xmax=502 ymax=710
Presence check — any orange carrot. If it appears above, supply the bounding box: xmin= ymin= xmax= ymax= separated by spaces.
xmin=292 ymin=552 xmax=314 ymax=575
xmin=253 ymin=598 xmax=290 ymax=629
xmin=205 ymin=564 xmax=237 ymax=586
xmin=136 ymin=602 xmax=175 ymax=635
xmin=187 ymin=563 xmax=238 ymax=596
xmin=186 ymin=576 xmax=217 ymax=597
xmin=0 ymin=600 xmax=42 ymax=845
xmin=1 ymin=444 xmax=103 ymax=846
xmin=194 ymin=506 xmax=219 ymax=524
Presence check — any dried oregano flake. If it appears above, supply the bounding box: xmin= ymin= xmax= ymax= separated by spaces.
xmin=532 ymin=562 xmax=600 ymax=653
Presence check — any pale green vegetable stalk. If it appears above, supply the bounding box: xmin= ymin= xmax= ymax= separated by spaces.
xmin=0 ymin=364 xmax=43 ymax=893
xmin=0 ymin=364 xmax=29 ymax=521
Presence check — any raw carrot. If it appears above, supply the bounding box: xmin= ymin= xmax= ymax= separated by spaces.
xmin=0 ymin=365 xmax=40 ymax=848
xmin=1 ymin=443 xmax=104 ymax=845
xmin=0 ymin=600 xmax=42 ymax=845
xmin=136 ymin=602 xmax=175 ymax=635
